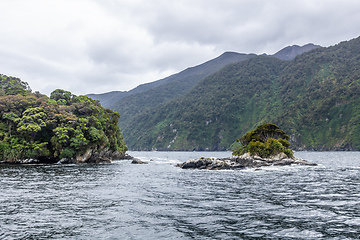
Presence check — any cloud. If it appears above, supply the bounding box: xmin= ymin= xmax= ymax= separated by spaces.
xmin=1 ymin=0 xmax=360 ymax=95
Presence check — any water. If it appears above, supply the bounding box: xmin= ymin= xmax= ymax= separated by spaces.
xmin=0 ymin=151 xmax=359 ymax=239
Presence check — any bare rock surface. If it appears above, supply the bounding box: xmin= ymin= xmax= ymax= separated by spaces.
xmin=131 ymin=158 xmax=148 ymax=164
xmin=176 ymin=153 xmax=317 ymax=170
xmin=1 ymin=149 xmax=133 ymax=165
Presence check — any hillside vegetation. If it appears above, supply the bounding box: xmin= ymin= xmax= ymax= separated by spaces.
xmin=120 ymin=36 xmax=360 ymax=151
xmin=0 ymin=75 xmax=127 ymax=163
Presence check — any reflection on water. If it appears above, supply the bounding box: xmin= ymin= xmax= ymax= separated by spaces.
xmin=0 ymin=151 xmax=359 ymax=239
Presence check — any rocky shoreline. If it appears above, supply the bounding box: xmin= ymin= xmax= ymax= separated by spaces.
xmin=176 ymin=152 xmax=317 ymax=170
xmin=0 ymin=148 xmax=134 ymax=165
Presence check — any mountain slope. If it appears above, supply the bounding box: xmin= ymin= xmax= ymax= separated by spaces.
xmin=88 ymin=52 xmax=256 ymax=108
xmin=107 ymin=52 xmax=257 ymax=128
xmin=87 ymin=91 xmax=127 ymax=109
xmin=122 ymin=36 xmax=360 ymax=151
xmin=272 ymin=43 xmax=321 ymax=60
xmin=89 ymin=44 xmax=319 ymax=108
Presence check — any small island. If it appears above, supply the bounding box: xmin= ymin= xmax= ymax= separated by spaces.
xmin=0 ymin=75 xmax=129 ymax=164
xmin=177 ymin=123 xmax=317 ymax=170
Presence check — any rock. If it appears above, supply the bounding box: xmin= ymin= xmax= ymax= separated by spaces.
xmin=270 ymin=152 xmax=288 ymax=161
xmin=19 ymin=158 xmax=40 ymax=164
xmin=176 ymin=157 xmax=245 ymax=170
xmin=131 ymin=158 xmax=148 ymax=164
xmin=76 ymin=149 xmax=92 ymax=163
xmin=119 ymin=153 xmax=135 ymax=160
xmin=177 ymin=154 xmax=316 ymax=170
xmin=57 ymin=158 xmax=72 ymax=164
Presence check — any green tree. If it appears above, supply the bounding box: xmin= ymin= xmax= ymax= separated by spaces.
xmin=240 ymin=123 xmax=289 ymax=146
xmin=233 ymin=123 xmax=293 ymax=158
xmin=2 ymin=112 xmax=19 ymax=137
xmin=50 ymin=89 xmax=73 ymax=105
xmin=16 ymin=107 xmax=47 ymax=143
xmin=0 ymin=76 xmax=128 ymax=162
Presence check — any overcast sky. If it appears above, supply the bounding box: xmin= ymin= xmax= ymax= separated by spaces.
xmin=1 ymin=0 xmax=360 ymax=96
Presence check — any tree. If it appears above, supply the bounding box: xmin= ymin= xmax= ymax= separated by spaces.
xmin=16 ymin=107 xmax=47 ymax=143
xmin=50 ymin=89 xmax=73 ymax=105
xmin=0 ymin=77 xmax=128 ymax=162
xmin=0 ymin=74 xmax=31 ymax=96
xmin=239 ymin=123 xmax=289 ymax=146
xmin=2 ymin=112 xmax=19 ymax=137
xmin=233 ymin=123 xmax=293 ymax=158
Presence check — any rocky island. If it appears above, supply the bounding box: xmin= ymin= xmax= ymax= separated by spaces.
xmin=0 ymin=75 xmax=128 ymax=164
xmin=177 ymin=123 xmax=317 ymax=170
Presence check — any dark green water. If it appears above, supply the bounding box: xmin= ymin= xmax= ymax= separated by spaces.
xmin=0 ymin=151 xmax=359 ymax=239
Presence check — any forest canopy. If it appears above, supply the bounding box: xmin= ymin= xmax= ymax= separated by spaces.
xmin=0 ymin=74 xmax=127 ymax=163
xmin=232 ymin=123 xmax=294 ymax=158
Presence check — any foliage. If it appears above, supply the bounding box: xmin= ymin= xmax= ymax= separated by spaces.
xmin=0 ymin=74 xmax=31 ymax=96
xmin=232 ymin=123 xmax=293 ymax=158
xmin=110 ymin=36 xmax=360 ymax=151
xmin=239 ymin=123 xmax=289 ymax=146
xmin=0 ymin=80 xmax=127 ymax=162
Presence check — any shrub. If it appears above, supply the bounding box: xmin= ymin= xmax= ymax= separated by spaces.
xmin=265 ymin=138 xmax=285 ymax=156
xmin=233 ymin=123 xmax=293 ymax=158
xmin=284 ymin=148 xmax=294 ymax=158
xmin=59 ymin=148 xmax=76 ymax=159
xmin=248 ymin=140 xmax=266 ymax=157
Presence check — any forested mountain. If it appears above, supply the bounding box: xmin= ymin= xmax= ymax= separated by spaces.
xmin=89 ymin=51 xmax=256 ymax=109
xmin=87 ymin=91 xmax=127 ymax=109
xmin=118 ymin=36 xmax=360 ymax=151
xmin=88 ymin=44 xmax=320 ymax=109
xmin=87 ymin=44 xmax=319 ymax=150
xmin=0 ymin=75 xmax=127 ymax=163
xmin=272 ymin=43 xmax=321 ymax=60
xmin=91 ymin=52 xmax=258 ymax=133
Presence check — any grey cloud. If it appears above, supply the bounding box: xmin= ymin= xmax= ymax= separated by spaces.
xmin=1 ymin=0 xmax=360 ymax=95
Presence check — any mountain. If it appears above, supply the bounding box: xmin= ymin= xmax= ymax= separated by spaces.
xmin=119 ymin=36 xmax=360 ymax=151
xmin=90 ymin=52 xmax=259 ymax=132
xmin=272 ymin=43 xmax=321 ymax=60
xmin=87 ymin=91 xmax=127 ymax=109
xmin=89 ymin=44 xmax=319 ymax=108
xmin=87 ymin=44 xmax=319 ymax=149
xmin=88 ymin=52 xmax=256 ymax=108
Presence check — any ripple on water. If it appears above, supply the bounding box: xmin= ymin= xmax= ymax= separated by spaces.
xmin=0 ymin=151 xmax=360 ymax=239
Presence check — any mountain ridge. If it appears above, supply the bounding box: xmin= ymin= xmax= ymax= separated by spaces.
xmin=88 ymin=51 xmax=256 ymax=108
xmin=114 ymin=36 xmax=360 ymax=151
xmin=88 ymin=44 xmax=320 ymax=108
xmin=272 ymin=43 xmax=321 ymax=60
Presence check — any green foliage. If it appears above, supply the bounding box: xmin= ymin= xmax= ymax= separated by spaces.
xmin=232 ymin=123 xmax=293 ymax=158
xmin=50 ymin=89 xmax=73 ymax=105
xmin=112 ymin=36 xmax=360 ymax=151
xmin=59 ymin=148 xmax=76 ymax=159
xmin=240 ymin=123 xmax=289 ymax=146
xmin=0 ymin=74 xmax=31 ymax=96
xmin=0 ymin=77 xmax=127 ymax=162
xmin=284 ymin=148 xmax=294 ymax=158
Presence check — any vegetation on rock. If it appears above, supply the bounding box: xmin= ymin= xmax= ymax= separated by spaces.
xmin=232 ymin=123 xmax=294 ymax=158
xmin=0 ymin=74 xmax=127 ymax=163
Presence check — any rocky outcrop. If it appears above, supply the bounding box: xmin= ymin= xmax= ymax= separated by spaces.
xmin=59 ymin=148 xmax=132 ymax=164
xmin=0 ymin=148 xmax=133 ymax=165
xmin=176 ymin=153 xmax=317 ymax=170
xmin=131 ymin=158 xmax=148 ymax=164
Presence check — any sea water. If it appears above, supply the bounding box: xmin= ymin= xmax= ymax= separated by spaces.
xmin=0 ymin=151 xmax=359 ymax=239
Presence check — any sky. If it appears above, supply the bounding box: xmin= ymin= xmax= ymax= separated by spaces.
xmin=1 ymin=0 xmax=360 ymax=96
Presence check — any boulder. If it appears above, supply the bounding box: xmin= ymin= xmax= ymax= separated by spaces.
xmin=131 ymin=158 xmax=148 ymax=164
